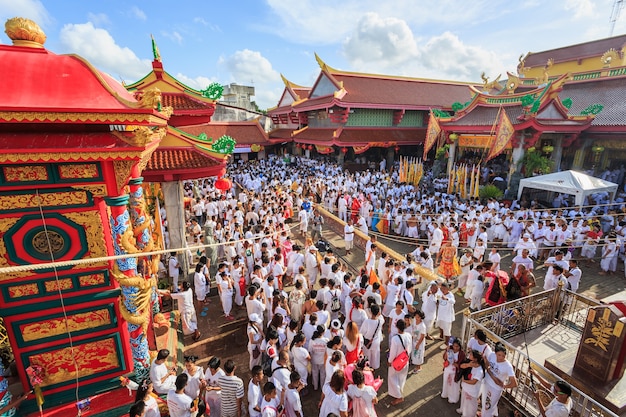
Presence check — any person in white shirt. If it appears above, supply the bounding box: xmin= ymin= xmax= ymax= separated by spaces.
xmin=564 ymin=259 xmax=582 ymax=292
xmin=150 ymin=349 xmax=177 ymax=395
xmin=167 ymin=374 xmax=198 ymax=417
xmin=530 ymin=370 xmax=573 ymax=417
xmin=482 ymin=343 xmax=518 ymax=417
xmin=436 ymin=282 xmax=456 ymax=349
xmin=344 ymin=219 xmax=355 ymax=255
xmin=168 ymin=253 xmax=180 ymax=293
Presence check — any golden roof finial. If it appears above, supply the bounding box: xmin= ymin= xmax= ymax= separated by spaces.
xmin=5 ymin=17 xmax=46 ymax=48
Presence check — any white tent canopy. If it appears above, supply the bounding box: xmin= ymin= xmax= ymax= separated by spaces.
xmin=517 ymin=170 xmax=618 ymax=206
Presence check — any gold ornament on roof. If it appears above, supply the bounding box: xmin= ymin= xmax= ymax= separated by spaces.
xmin=480 ymin=72 xmax=502 ymax=92
xmin=537 ymin=58 xmax=553 ymax=85
xmin=506 ymin=72 xmax=520 ymax=94
xmin=517 ymin=53 xmax=528 ymax=76
xmin=5 ymin=17 xmax=46 ymax=48
xmin=135 ymin=87 xmax=162 ymax=110
xmin=600 ymin=48 xmax=621 ymax=68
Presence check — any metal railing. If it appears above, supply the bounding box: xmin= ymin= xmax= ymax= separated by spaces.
xmin=461 ymin=288 xmax=618 ymax=417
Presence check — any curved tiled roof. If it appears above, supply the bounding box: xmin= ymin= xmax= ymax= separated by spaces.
xmin=0 ymin=45 xmax=143 ymax=113
xmin=560 ymin=78 xmax=626 ymax=127
xmin=147 ymin=148 xmax=221 ymax=171
xmin=293 ymin=127 xmax=425 ymax=146
xmin=162 ymin=93 xmax=214 ymax=111
xmin=524 ymin=35 xmax=626 ymax=67
xmin=180 ymin=121 xmax=270 ymax=145
xmin=334 ymin=73 xmax=474 ymax=108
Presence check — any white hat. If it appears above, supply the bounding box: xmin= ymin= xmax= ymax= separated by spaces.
xmin=523 ymin=233 xmax=531 ymax=238
xmin=309 ymin=245 xmax=318 ymax=251
xmin=249 ymin=313 xmax=262 ymax=323
xmin=331 ymin=319 xmax=341 ymax=330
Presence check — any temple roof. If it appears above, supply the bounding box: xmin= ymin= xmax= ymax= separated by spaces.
xmin=161 ymin=93 xmax=215 ymax=113
xmin=523 ymin=35 xmax=626 ymax=68
xmin=180 ymin=120 xmax=270 ymax=146
xmin=0 ymin=44 xmax=165 ymax=124
xmin=560 ymin=77 xmax=626 ymax=127
xmin=268 ymin=128 xmax=294 ymax=140
xmin=143 ymin=148 xmax=224 ymax=182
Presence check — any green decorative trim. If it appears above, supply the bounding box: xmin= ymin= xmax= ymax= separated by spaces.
xmin=0 ymin=270 xmax=112 ymax=307
xmin=10 ymin=303 xmax=118 ymax=347
xmin=562 ymin=97 xmax=573 ymax=109
xmin=572 ymin=72 xmax=601 ymax=81
xmin=104 ymin=195 xmax=130 ymax=206
xmin=211 ymin=135 xmax=236 ymax=154
xmin=432 ymin=109 xmax=451 ymax=118
xmin=128 ymin=177 xmax=144 ymax=186
xmin=201 ymin=82 xmax=224 ymax=100
xmin=520 ymin=94 xmax=535 ymax=107
xmin=581 ymin=104 xmax=604 ymax=116
xmin=485 ymin=96 xmax=524 ymax=105
xmin=451 ymin=102 xmax=465 ymax=112
xmin=608 ymin=68 xmax=626 ymax=77
xmin=1 ymin=286 xmax=119 ymax=316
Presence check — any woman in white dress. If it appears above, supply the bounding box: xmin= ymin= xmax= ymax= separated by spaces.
xmin=347 ymin=368 xmax=378 ymax=417
xmin=318 ymin=370 xmax=349 ymax=417
xmin=193 ymin=263 xmax=207 ymax=306
xmin=441 ymin=338 xmax=464 ymax=404
xmin=169 ymin=281 xmax=201 ymax=341
xmin=247 ymin=314 xmax=264 ymax=369
xmin=134 ymin=381 xmax=161 ymax=417
xmin=410 ymin=310 xmax=427 ymax=374
xmin=204 ymin=357 xmax=225 ymax=417
xmin=183 ymin=355 xmax=206 ymax=416
xmin=457 ymin=349 xmax=485 ymax=417
xmin=387 ymin=319 xmax=411 ymax=406
xmin=218 ymin=271 xmax=234 ymax=320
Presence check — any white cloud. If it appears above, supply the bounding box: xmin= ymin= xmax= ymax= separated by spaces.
xmin=59 ymin=22 xmax=151 ymax=82
xmin=0 ymin=0 xmax=51 ymax=29
xmin=564 ymin=0 xmax=596 ymax=19
xmin=343 ymin=13 xmax=418 ymax=68
xmin=220 ymin=49 xmax=280 ymax=84
xmin=87 ymin=12 xmax=110 ymax=27
xmin=161 ymin=30 xmax=183 ymax=44
xmin=342 ymin=14 xmax=507 ymax=83
xmin=130 ymin=6 xmax=147 ymax=21
xmin=173 ymin=73 xmax=216 ymax=91
xmin=193 ymin=17 xmax=221 ymax=32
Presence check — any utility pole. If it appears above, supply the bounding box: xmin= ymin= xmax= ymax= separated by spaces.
xmin=610 ymin=0 xmax=625 ymax=37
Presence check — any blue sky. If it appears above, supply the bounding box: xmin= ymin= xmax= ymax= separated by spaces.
xmin=1 ymin=0 xmax=625 ymax=110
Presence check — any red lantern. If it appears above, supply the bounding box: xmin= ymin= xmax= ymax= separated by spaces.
xmin=295 ymin=143 xmax=301 ymax=149
xmin=394 ymin=146 xmax=400 ymax=152
xmin=215 ymin=177 xmax=232 ymax=191
xmin=341 ymin=147 xmax=348 ymax=154
xmin=308 ymin=145 xmax=313 ymax=150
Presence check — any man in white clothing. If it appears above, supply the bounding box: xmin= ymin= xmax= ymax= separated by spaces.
xmin=436 ymin=282 xmax=455 ymax=349
xmin=344 ymin=219 xmax=355 ymax=255
xmin=430 ymin=223 xmax=444 ymax=263
xmin=150 ymin=349 xmax=177 ymax=394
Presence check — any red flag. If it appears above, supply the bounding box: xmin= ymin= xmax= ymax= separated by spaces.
xmin=486 ymin=109 xmax=514 ymax=162
xmin=423 ymin=110 xmax=441 ymax=160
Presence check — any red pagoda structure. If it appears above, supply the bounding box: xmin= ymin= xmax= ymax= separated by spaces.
xmin=0 ymin=17 xmax=170 ymax=414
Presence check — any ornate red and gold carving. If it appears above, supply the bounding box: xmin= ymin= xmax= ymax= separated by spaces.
xmin=28 ymin=337 xmax=120 ymax=386
xmin=21 ymin=308 xmax=111 ymax=342
xmin=113 ymin=160 xmax=135 ymax=193
xmin=44 ymin=278 xmax=73 ymax=292
xmin=0 ymin=151 xmax=144 ymax=165
xmin=72 ymin=184 xmax=108 ymax=197
xmin=3 ymin=165 xmax=48 ymax=182
xmin=79 ymin=273 xmax=106 ymax=287
xmin=0 ymin=111 xmax=164 ymax=125
xmin=0 ymin=191 xmax=89 ymax=211
xmin=58 ymin=164 xmax=99 ymax=179
xmin=7 ymin=283 xmax=39 ymax=298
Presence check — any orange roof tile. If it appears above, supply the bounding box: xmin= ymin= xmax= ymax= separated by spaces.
xmin=143 ymin=148 xmax=225 ymax=182
xmin=179 ymin=121 xmax=270 ymax=146
xmin=162 ymin=93 xmax=215 ymax=111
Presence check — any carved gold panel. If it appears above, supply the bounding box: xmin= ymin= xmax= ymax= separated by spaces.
xmin=0 ymin=191 xmax=89 ymax=211
xmin=79 ymin=273 xmax=106 ymax=287
xmin=3 ymin=165 xmax=48 ymax=182
xmin=44 ymin=278 xmax=73 ymax=293
xmin=58 ymin=164 xmax=99 ymax=179
xmin=21 ymin=308 xmax=111 ymax=342
xmin=7 ymin=283 xmax=39 ymax=298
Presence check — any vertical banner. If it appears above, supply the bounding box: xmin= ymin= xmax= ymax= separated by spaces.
xmin=423 ymin=110 xmax=441 ymax=160
xmin=486 ymin=109 xmax=514 ymax=162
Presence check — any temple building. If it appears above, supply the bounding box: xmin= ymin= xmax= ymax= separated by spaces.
xmin=268 ymin=54 xmax=478 ymax=166
xmin=0 ymin=18 xmax=172 ymax=414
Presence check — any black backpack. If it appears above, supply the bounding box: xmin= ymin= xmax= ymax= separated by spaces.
xmin=261 ymin=351 xmax=273 ymax=377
